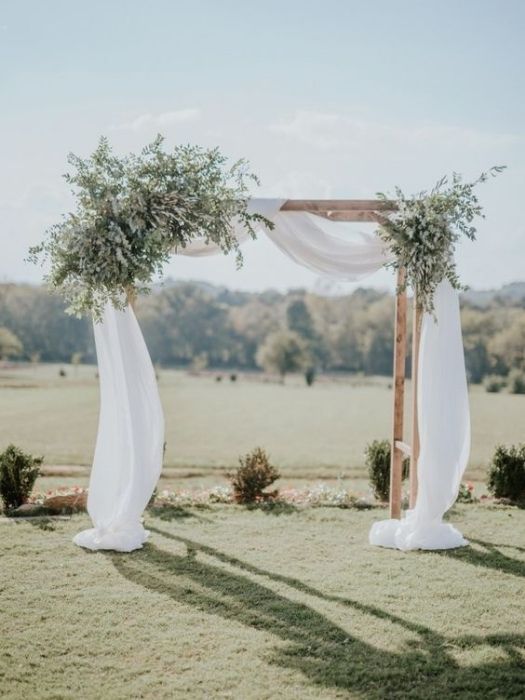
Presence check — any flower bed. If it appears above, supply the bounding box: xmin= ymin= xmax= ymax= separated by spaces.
xmin=8 ymin=480 xmax=491 ymax=518
xmin=154 ymin=484 xmax=375 ymax=509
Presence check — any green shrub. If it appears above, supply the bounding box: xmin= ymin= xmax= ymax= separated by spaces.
xmin=488 ymin=444 xmax=525 ymax=502
xmin=229 ymin=447 xmax=280 ymax=504
xmin=456 ymin=481 xmax=476 ymax=503
xmin=0 ymin=445 xmax=43 ymax=513
xmin=365 ymin=439 xmax=409 ymax=502
xmin=508 ymin=369 xmax=525 ymax=395
xmin=304 ymin=367 xmax=316 ymax=386
xmin=484 ymin=375 xmax=506 ymax=393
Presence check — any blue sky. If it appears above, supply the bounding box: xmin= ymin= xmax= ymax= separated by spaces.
xmin=1 ymin=0 xmax=524 ymax=292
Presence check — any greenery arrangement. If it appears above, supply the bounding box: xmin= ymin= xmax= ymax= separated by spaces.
xmin=228 ymin=447 xmax=280 ymax=504
xmin=29 ymin=138 xmax=505 ymax=323
xmin=365 ymin=439 xmax=409 ymax=502
xmin=377 ymin=166 xmax=505 ymax=314
xmin=488 ymin=444 xmax=525 ymax=502
xmin=29 ymin=136 xmax=268 ymax=320
xmin=0 ymin=444 xmax=43 ymax=513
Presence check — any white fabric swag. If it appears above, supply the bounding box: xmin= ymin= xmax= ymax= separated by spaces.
xmin=73 ymin=304 xmax=164 ymax=552
xmin=74 ymin=198 xmax=470 ymax=553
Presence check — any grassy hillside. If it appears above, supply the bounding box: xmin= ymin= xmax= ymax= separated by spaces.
xmin=1 ymin=364 xmax=524 ymax=483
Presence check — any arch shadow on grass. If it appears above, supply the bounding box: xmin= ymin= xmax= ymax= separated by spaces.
xmin=436 ymin=536 xmax=525 ymax=579
xmin=147 ymin=505 xmax=213 ymax=523
xmin=244 ymin=500 xmax=299 ymax=515
xmin=111 ymin=527 xmax=525 ymax=699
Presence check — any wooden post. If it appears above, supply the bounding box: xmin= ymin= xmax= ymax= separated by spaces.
xmin=389 ymin=268 xmax=407 ymax=519
xmin=409 ymin=296 xmax=423 ymax=508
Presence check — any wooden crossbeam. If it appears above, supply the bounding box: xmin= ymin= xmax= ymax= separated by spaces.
xmin=280 ymin=199 xmax=395 ymax=212
xmin=311 ymin=211 xmax=386 ymax=223
xmin=280 ymin=199 xmax=395 ymax=223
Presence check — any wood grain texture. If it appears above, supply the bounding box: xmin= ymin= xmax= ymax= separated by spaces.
xmin=409 ymin=299 xmax=423 ymax=509
xmin=389 ymin=267 xmax=407 ymax=519
xmin=280 ymin=199 xmax=395 ymax=212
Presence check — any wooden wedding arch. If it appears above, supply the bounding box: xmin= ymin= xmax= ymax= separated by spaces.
xmin=140 ymin=197 xmax=417 ymax=516
xmin=279 ymin=198 xmax=418 ymax=518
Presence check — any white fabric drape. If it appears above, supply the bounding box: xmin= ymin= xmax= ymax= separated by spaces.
xmin=178 ymin=198 xmax=393 ymax=281
xmin=73 ymin=304 xmax=164 ymax=552
xmin=74 ymin=197 xmax=470 ymax=553
xmin=369 ymin=280 xmax=470 ymax=550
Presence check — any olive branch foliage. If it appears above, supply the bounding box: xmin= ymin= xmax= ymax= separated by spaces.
xmin=29 ymin=136 xmax=270 ymax=320
xmin=377 ymin=166 xmax=506 ymax=314
xmin=30 ymin=134 xmax=505 ymax=320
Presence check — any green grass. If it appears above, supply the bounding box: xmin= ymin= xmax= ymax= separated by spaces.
xmin=1 ymin=364 xmax=524 ymax=482
xmin=2 ymin=368 xmax=523 ymax=698
xmin=1 ymin=505 xmax=525 ymax=699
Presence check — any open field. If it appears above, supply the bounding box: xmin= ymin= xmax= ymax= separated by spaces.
xmin=1 ymin=364 xmax=524 ymax=489
xmin=1 ymin=504 xmax=525 ymax=699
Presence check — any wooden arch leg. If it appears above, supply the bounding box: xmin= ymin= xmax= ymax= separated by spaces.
xmin=389 ymin=268 xmax=407 ymax=519
xmin=409 ymin=299 xmax=422 ymax=508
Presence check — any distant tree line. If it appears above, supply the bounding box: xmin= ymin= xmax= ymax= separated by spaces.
xmin=1 ymin=280 xmax=524 ymax=383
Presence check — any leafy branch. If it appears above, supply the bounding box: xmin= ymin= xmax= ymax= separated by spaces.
xmin=376 ymin=166 xmax=506 ymax=314
xmin=29 ymin=136 xmax=269 ymax=320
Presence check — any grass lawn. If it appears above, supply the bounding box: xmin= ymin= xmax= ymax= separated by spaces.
xmin=1 ymin=504 xmax=525 ymax=699
xmin=1 ymin=364 xmax=524 ymax=483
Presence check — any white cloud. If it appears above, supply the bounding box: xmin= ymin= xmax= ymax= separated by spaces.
xmin=109 ymin=108 xmax=201 ymax=132
xmin=269 ymin=111 xmax=343 ymax=148
xmin=268 ymin=110 xmax=521 ymax=152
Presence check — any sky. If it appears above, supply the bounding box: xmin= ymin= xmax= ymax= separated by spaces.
xmin=1 ymin=0 xmax=524 ymax=294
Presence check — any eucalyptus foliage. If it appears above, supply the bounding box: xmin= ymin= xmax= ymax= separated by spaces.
xmin=377 ymin=166 xmax=505 ymax=314
xmin=29 ymin=136 xmax=268 ymax=319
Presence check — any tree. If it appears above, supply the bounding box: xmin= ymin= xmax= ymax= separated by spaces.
xmin=229 ymin=298 xmax=280 ymax=367
xmin=461 ymin=306 xmax=496 ymax=382
xmin=332 ymin=313 xmax=364 ymax=372
xmin=0 ymin=327 xmax=23 ymax=360
xmin=286 ymin=297 xmax=328 ymax=369
xmin=256 ymin=331 xmax=307 ymax=382
xmin=71 ymin=351 xmax=83 ymax=375
xmin=137 ymin=283 xmax=241 ymax=367
xmin=287 ymin=299 xmax=316 ymax=339
xmin=489 ymin=315 xmax=525 ymax=373
xmin=0 ymin=284 xmax=95 ymax=363
xmin=361 ymin=298 xmax=395 ymax=375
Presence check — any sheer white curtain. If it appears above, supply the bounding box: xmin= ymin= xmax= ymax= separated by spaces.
xmin=369 ymin=280 xmax=470 ymax=550
xmin=73 ymin=303 xmax=164 ymax=552
xmin=178 ymin=199 xmax=392 ymax=280
xmin=74 ymin=198 xmax=470 ymax=553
